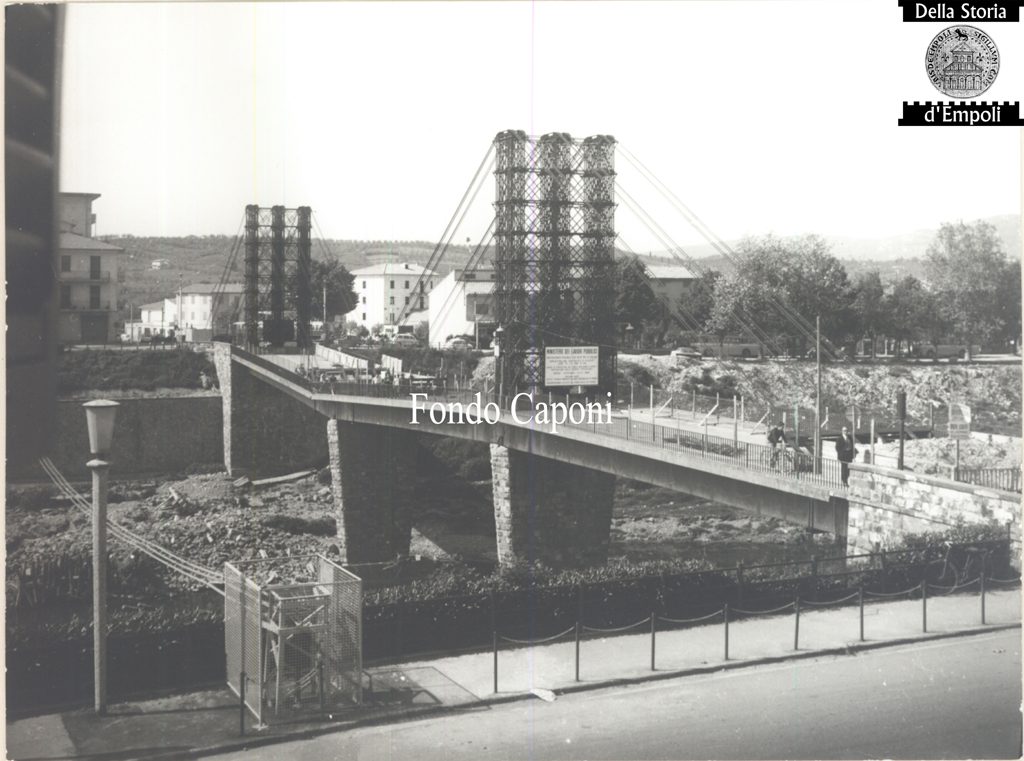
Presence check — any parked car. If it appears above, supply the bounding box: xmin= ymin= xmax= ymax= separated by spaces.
xmin=670 ymin=346 xmax=701 ymax=361
xmin=391 ymin=333 xmax=420 ymax=347
xmin=444 ymin=336 xmax=472 ymax=351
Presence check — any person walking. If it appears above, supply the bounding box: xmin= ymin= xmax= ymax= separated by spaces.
xmin=836 ymin=425 xmax=858 ymax=486
xmin=767 ymin=421 xmax=787 ymax=468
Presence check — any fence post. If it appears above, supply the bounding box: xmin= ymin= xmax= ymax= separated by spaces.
xmin=692 ymin=389 xmax=696 ymax=418
xmin=793 ymin=597 xmax=800 ymax=651
xmin=317 ymin=655 xmax=325 ymax=716
xmin=859 ymin=586 xmax=865 ymax=641
xmin=650 ymin=611 xmax=657 ymax=671
xmin=921 ymin=579 xmax=927 ymax=633
xmin=736 ymin=563 xmax=745 ymax=605
xmin=491 ymin=590 xmax=498 ymax=694
xmin=810 ymin=555 xmax=819 ymax=601
xmin=239 ymin=671 xmax=246 ymax=736
xmin=723 ymin=603 xmax=730 ymax=661
xmin=980 ymin=570 xmax=986 ymax=625
xmin=575 ymin=621 xmax=581 ymax=681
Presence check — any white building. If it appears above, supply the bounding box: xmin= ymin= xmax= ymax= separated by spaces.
xmin=57 ymin=192 xmax=127 ymax=344
xmin=428 ymin=267 xmax=496 ymax=347
xmin=644 ymin=263 xmax=698 ymax=304
xmin=165 ymin=283 xmax=245 ymax=340
xmin=350 ymin=263 xmax=436 ymax=331
xmin=122 ymin=300 xmax=170 ymax=341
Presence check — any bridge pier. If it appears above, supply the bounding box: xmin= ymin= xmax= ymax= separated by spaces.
xmin=213 ymin=343 xmax=328 ymax=476
xmin=326 ymin=418 xmax=416 ymax=563
xmin=490 ymin=444 xmax=616 ymax=568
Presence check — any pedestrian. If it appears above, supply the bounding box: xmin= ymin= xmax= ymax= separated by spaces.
xmin=836 ymin=425 xmax=858 ymax=486
xmin=767 ymin=421 xmax=787 ymax=467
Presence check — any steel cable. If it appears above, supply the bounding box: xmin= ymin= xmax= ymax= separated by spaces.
xmin=731 ymin=602 xmax=796 ymax=616
xmin=498 ymin=625 xmax=577 ymax=646
xmin=657 ymin=609 xmax=724 ymax=625
xmin=863 ymin=585 xmax=920 ymax=598
xmin=581 ymin=616 xmax=652 ymax=634
xmin=801 ymin=592 xmax=861 ymax=607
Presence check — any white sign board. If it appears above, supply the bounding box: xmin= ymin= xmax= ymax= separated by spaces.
xmin=948 ymin=402 xmax=971 ymax=440
xmin=544 ymin=346 xmax=599 ymax=387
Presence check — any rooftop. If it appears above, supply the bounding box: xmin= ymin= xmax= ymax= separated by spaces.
xmin=139 ymin=301 xmax=165 ymax=311
xmin=646 ymin=264 xmax=697 ymax=281
xmin=59 ymin=191 xmax=102 ymax=200
xmin=180 ymin=283 xmax=245 ymax=295
xmin=59 ymin=232 xmax=124 ymax=252
xmin=350 ymin=262 xmax=435 ymax=277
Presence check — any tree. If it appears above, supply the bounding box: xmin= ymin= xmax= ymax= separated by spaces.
xmin=925 ymin=220 xmax=1007 ymax=358
xmin=886 ymin=275 xmax=927 ymax=356
xmin=310 ymin=260 xmax=358 ymax=322
xmin=991 ymin=259 xmax=1022 ymax=350
xmin=614 ymin=257 xmax=660 ymax=343
xmin=850 ymin=270 xmax=887 ymax=358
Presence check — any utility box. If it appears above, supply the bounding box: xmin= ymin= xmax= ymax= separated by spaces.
xmin=224 ymin=555 xmax=362 ymax=725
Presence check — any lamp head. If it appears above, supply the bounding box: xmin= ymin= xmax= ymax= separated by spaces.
xmin=83 ymin=399 xmax=119 ymax=457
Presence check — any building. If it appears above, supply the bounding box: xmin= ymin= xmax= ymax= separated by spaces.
xmin=57 ymin=192 xmax=127 ymax=344
xmin=350 ymin=262 xmax=436 ymax=331
xmin=942 ymin=42 xmax=983 ymax=92
xmin=428 ymin=266 xmax=496 ymax=347
xmin=644 ymin=263 xmax=698 ymax=305
xmin=122 ymin=300 xmax=170 ymax=341
xmin=165 ymin=283 xmax=245 ymax=340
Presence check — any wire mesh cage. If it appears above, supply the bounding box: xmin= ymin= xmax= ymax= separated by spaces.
xmin=224 ymin=555 xmax=362 ymax=725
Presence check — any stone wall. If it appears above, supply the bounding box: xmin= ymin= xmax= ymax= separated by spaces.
xmin=327 ymin=418 xmax=417 ymax=563
xmin=490 ymin=444 xmax=616 ymax=568
xmin=49 ymin=396 xmax=223 ymax=478
xmin=846 ymin=462 xmax=1020 ymax=554
xmin=214 ymin=344 xmax=328 ymax=477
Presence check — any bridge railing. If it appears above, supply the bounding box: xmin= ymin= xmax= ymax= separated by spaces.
xmin=954 ymin=466 xmax=1023 ymax=494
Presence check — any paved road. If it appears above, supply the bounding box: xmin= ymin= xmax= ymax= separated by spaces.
xmin=221 ymin=631 xmax=1021 ymax=760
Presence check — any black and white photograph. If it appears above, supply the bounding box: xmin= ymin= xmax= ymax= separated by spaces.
xmin=5 ymin=1 xmax=1023 ymax=758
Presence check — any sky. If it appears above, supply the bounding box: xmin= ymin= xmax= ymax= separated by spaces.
xmin=60 ymin=0 xmax=1022 ymax=251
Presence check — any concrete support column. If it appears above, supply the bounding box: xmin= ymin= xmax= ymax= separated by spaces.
xmin=490 ymin=443 xmax=616 ymax=568
xmin=214 ymin=343 xmax=328 ymax=477
xmin=327 ymin=418 xmax=417 ymax=563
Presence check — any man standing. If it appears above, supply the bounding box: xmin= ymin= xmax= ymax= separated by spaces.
xmin=836 ymin=425 xmax=858 ymax=486
xmin=767 ymin=421 xmax=787 ymax=468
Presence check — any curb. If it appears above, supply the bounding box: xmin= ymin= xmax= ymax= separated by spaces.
xmin=166 ymin=622 xmax=1020 ymax=760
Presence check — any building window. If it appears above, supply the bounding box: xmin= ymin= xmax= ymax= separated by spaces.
xmin=405 ymin=296 xmax=409 ymax=305
xmin=362 ymin=280 xmax=366 ymax=289
xmin=89 ymin=285 xmax=101 ymax=309
xmin=476 ymin=303 xmax=489 ymax=316
xmin=404 ymin=280 xmax=409 ymax=289
xmin=361 ymin=296 xmax=366 ymax=304
xmin=89 ymin=255 xmax=101 ymax=280
xmin=390 ymin=280 xmax=395 ymax=289
xmin=60 ymin=255 xmax=70 ymax=272
xmin=60 ymin=284 xmax=71 ymax=308
xmin=362 ymin=312 xmax=366 ymax=321
xmin=418 ymin=297 xmax=424 ymax=309
xmin=389 ymin=296 xmax=395 ymax=305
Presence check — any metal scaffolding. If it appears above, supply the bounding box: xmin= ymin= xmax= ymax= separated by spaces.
xmin=242 ymin=204 xmax=314 ymax=351
xmin=493 ymin=131 xmax=617 ymax=395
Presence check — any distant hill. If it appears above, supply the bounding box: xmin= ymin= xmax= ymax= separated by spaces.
xmin=106 ymin=214 xmax=1017 ymax=313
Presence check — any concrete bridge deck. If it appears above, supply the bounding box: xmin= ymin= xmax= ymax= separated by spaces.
xmin=215 ymin=345 xmax=1019 ymax=568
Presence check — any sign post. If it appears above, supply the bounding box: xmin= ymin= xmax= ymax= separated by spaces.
xmin=948 ymin=402 xmax=972 ymax=478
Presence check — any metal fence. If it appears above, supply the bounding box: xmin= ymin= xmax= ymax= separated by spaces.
xmin=955 ymin=467 xmax=1022 ymax=494
xmin=224 ymin=556 xmax=362 ymax=727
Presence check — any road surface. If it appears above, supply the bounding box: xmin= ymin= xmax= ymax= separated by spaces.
xmin=223 ymin=631 xmax=1021 ymax=760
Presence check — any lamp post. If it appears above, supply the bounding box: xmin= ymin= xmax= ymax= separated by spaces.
xmin=83 ymin=399 xmax=119 ymax=715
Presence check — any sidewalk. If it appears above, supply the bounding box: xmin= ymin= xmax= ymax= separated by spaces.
xmin=6 ymin=588 xmax=1020 ymax=761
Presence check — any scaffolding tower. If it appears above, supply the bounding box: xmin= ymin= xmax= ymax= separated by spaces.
xmin=243 ymin=205 xmax=313 ymax=351
xmin=492 ymin=131 xmax=617 ymax=395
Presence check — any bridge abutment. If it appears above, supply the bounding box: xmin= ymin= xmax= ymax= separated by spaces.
xmin=214 ymin=343 xmax=328 ymax=476
xmin=327 ymin=418 xmax=416 ymax=563
xmin=490 ymin=444 xmax=616 ymax=568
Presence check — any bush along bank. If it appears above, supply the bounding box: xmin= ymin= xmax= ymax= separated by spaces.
xmin=7 ymin=527 xmax=1013 ymax=713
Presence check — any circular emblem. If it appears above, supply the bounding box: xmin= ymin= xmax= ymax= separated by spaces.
xmin=925 ymin=26 xmax=999 ymax=98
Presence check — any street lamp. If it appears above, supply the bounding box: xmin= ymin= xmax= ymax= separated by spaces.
xmin=83 ymin=399 xmax=118 ymax=714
